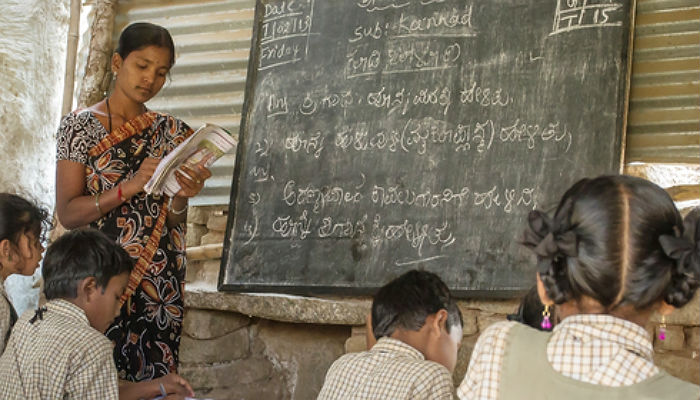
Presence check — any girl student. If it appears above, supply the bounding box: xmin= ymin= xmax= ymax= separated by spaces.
xmin=458 ymin=175 xmax=699 ymax=399
xmin=0 ymin=193 xmax=50 ymax=355
xmin=55 ymin=22 xmax=210 ymax=387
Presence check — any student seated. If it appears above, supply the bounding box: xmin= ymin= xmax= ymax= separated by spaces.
xmin=318 ymin=269 xmax=463 ymax=400
xmin=458 ymin=176 xmax=700 ymax=400
xmin=0 ymin=229 xmax=193 ymax=399
xmin=0 ymin=193 xmax=50 ymax=355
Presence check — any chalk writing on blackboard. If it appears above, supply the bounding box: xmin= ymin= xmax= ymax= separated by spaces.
xmin=551 ymin=0 xmax=623 ymax=36
xmin=221 ymin=0 xmax=630 ymax=296
xmin=260 ymin=0 xmax=315 ymax=70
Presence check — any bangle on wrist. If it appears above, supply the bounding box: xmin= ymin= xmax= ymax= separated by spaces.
xmin=94 ymin=193 xmax=103 ymax=215
xmin=118 ymin=183 xmax=127 ymax=202
xmin=168 ymin=197 xmax=187 ymax=215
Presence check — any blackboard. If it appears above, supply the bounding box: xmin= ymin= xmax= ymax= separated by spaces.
xmin=220 ymin=0 xmax=631 ymax=297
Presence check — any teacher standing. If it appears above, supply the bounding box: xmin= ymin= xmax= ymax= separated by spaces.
xmin=55 ymin=22 xmax=211 ymax=381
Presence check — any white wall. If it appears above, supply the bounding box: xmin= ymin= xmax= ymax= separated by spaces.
xmin=0 ymin=0 xmax=70 ymax=315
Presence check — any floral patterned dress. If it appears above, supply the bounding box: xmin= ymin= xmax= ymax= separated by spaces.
xmin=56 ymin=110 xmax=193 ymax=381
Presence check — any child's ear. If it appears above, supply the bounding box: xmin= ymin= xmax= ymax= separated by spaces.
xmin=431 ymin=309 xmax=449 ymax=336
xmin=78 ymin=277 xmax=99 ymax=301
xmin=0 ymin=238 xmax=11 ymax=259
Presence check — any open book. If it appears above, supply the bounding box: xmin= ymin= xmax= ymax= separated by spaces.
xmin=144 ymin=123 xmax=236 ymax=197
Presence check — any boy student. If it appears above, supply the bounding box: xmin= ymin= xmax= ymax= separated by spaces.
xmin=317 ymin=269 xmax=463 ymax=400
xmin=0 ymin=229 xmax=192 ymax=399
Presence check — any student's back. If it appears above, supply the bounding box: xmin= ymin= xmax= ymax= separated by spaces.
xmin=0 ymin=299 xmax=118 ymax=399
xmin=458 ymin=176 xmax=700 ymax=399
xmin=318 ymin=337 xmax=453 ymax=400
xmin=318 ymin=270 xmax=462 ymax=400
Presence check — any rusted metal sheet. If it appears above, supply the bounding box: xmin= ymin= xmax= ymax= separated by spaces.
xmin=627 ymin=0 xmax=700 ymax=164
xmin=115 ymin=0 xmax=255 ymax=205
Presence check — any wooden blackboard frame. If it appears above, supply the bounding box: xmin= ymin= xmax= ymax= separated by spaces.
xmin=219 ymin=0 xmax=636 ymax=298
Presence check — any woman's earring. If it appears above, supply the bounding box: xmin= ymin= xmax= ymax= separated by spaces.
xmin=541 ymin=304 xmax=552 ymax=330
xmin=658 ymin=315 xmax=666 ymax=341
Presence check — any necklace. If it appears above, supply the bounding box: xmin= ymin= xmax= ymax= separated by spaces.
xmin=104 ymin=97 xmax=147 ymax=133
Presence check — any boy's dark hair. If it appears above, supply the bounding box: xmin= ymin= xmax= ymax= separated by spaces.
xmin=0 ymin=193 xmax=51 ymax=247
xmin=372 ymin=269 xmax=462 ymax=340
xmin=43 ymin=229 xmax=134 ymax=300
xmin=116 ymin=22 xmax=176 ymax=67
xmin=522 ymin=175 xmax=700 ymax=311
xmin=507 ymin=286 xmax=553 ymax=331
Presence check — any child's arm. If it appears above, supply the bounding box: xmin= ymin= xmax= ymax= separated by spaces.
xmin=118 ymin=373 xmax=194 ymax=400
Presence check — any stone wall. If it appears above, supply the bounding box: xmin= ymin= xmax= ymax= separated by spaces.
xmin=0 ymin=0 xmax=70 ymax=316
xmin=183 ymin=206 xmax=700 ymax=399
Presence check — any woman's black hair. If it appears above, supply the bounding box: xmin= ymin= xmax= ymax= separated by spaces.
xmin=43 ymin=229 xmax=134 ymax=300
xmin=116 ymin=22 xmax=175 ymax=67
xmin=371 ymin=269 xmax=463 ymax=340
xmin=522 ymin=175 xmax=700 ymax=311
xmin=0 ymin=193 xmax=51 ymax=250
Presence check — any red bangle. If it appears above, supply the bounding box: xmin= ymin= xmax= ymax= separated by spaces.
xmin=118 ymin=183 xmax=126 ymax=202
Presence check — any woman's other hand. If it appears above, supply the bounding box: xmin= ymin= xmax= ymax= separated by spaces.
xmin=174 ymin=159 xmax=212 ymax=198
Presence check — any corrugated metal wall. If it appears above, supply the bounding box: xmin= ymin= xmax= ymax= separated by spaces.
xmin=115 ymin=0 xmax=255 ymax=206
xmin=626 ymin=0 xmax=700 ymax=164
xmin=113 ymin=0 xmax=697 ymax=206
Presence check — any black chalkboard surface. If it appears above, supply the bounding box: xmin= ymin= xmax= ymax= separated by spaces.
xmin=220 ymin=0 xmax=631 ymax=297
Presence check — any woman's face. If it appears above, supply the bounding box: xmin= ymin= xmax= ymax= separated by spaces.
xmin=114 ymin=45 xmax=172 ymax=104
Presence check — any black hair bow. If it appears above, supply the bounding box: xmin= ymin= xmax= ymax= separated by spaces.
xmin=659 ymin=208 xmax=700 ymax=269
xmin=522 ymin=208 xmax=578 ymax=259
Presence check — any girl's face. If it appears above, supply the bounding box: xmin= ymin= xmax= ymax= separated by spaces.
xmin=16 ymin=231 xmax=44 ymax=276
xmin=113 ymin=45 xmax=172 ymax=104
xmin=1 ymin=231 xmax=44 ymax=279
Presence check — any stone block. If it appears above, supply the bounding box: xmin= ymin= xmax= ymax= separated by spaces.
xmin=201 ymin=230 xmax=226 ymax=246
xmin=654 ymin=352 xmax=700 ymax=384
xmin=185 ymin=223 xmax=207 ymax=247
xmin=184 ymin=289 xmax=371 ymax=325
xmin=345 ymin=333 xmax=367 ymax=353
xmin=186 ymin=260 xmax=221 ymax=287
xmin=185 ymin=261 xmax=203 ymax=284
xmin=183 ymin=308 xmax=251 ymax=339
xmin=254 ymin=319 xmax=349 ymax=400
xmin=458 ymin=299 xmax=520 ymax=315
xmin=187 ymin=206 xmax=210 ymax=225
xmin=655 ymin=325 xmax=685 ymax=351
xmin=180 ymin=358 xmax=273 ymax=390
xmin=459 ymin=309 xmax=479 ymax=336
xmin=180 ymin=328 xmax=249 ymax=363
xmin=345 ymin=325 xmax=370 ymax=353
xmin=207 ymin=212 xmax=229 ymax=232
xmin=685 ymin=327 xmax=700 ymax=351
xmin=477 ymin=312 xmax=508 ymax=333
